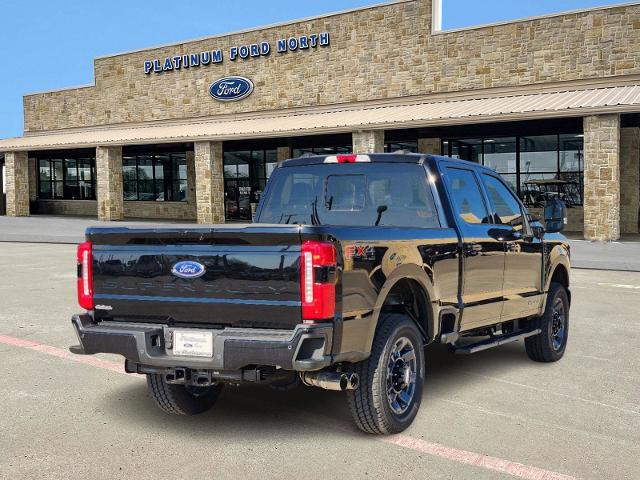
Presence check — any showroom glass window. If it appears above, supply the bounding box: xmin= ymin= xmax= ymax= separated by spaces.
xmin=384 ymin=140 xmax=418 ymax=153
xmin=292 ymin=144 xmax=352 ymax=158
xmin=223 ymin=149 xmax=277 ymax=221
xmin=123 ymin=152 xmax=187 ymax=202
xmin=441 ymin=134 xmax=584 ymax=206
xmin=37 ymin=153 xmax=96 ymax=200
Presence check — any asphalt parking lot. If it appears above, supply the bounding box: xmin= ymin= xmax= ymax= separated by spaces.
xmin=1 ymin=243 xmax=638 ymax=480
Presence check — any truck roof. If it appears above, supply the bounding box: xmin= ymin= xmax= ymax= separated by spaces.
xmin=280 ymin=153 xmax=498 ymax=174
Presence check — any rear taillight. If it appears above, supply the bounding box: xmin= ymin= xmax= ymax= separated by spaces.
xmin=301 ymin=241 xmax=337 ymax=323
xmin=77 ymin=241 xmax=94 ymax=310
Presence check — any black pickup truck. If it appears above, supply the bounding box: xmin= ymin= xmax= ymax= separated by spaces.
xmin=71 ymin=153 xmax=571 ymax=434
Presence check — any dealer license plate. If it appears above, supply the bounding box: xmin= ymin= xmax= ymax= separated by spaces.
xmin=173 ymin=330 xmax=213 ymax=358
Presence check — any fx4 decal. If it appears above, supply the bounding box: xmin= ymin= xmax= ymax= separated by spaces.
xmin=345 ymin=244 xmax=376 ymax=261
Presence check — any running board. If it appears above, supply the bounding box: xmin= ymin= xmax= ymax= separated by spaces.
xmin=453 ymin=329 xmax=541 ymax=355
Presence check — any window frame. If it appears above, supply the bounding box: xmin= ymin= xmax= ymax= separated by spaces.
xmin=480 ymin=172 xmax=532 ymax=236
xmin=441 ymin=133 xmax=584 ymax=206
xmin=37 ymin=155 xmax=96 ymax=201
xmin=223 ymin=148 xmax=278 ymax=221
xmin=291 ymin=144 xmax=352 ymax=158
xmin=123 ymin=152 xmax=188 ymax=203
xmin=256 ymin=163 xmax=442 ymax=229
xmin=443 ymin=166 xmax=492 ymax=226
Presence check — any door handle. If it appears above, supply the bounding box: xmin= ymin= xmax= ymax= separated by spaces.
xmin=466 ymin=243 xmax=483 ymax=255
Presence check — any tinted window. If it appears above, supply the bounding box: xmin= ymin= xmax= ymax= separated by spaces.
xmin=326 ymin=175 xmax=366 ymax=211
xmin=444 ymin=168 xmax=490 ymax=225
xmin=37 ymin=156 xmax=96 ymax=201
xmin=122 ymin=152 xmax=187 ymax=202
xmin=258 ymin=164 xmax=440 ymax=228
xmin=482 ymin=174 xmax=525 ymax=230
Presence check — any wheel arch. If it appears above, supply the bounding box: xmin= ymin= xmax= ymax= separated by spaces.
xmin=369 ymin=264 xmax=438 ymax=346
xmin=543 ymin=249 xmax=571 ymax=311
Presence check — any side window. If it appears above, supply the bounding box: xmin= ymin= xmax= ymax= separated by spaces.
xmin=444 ymin=168 xmax=490 ymax=224
xmin=482 ymin=174 xmax=526 ymax=231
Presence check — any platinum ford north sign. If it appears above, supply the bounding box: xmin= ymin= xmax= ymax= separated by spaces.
xmin=144 ymin=32 xmax=330 ymax=74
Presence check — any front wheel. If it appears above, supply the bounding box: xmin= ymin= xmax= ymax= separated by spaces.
xmin=525 ymin=282 xmax=570 ymax=362
xmin=146 ymin=374 xmax=224 ymax=415
xmin=347 ymin=313 xmax=425 ymax=435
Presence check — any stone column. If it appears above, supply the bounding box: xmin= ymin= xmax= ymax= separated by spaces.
xmin=277 ymin=146 xmax=291 ymax=162
xmin=185 ymin=150 xmax=197 ymax=219
xmin=583 ymin=114 xmax=621 ymax=241
xmin=620 ymin=127 xmax=640 ymax=234
xmin=353 ymin=130 xmax=384 ymax=154
xmin=5 ymin=151 xmax=30 ymax=217
xmin=194 ymin=141 xmax=225 ymax=224
xmin=96 ymin=146 xmax=124 ymax=221
xmin=28 ymin=158 xmax=38 ymax=201
xmin=418 ymin=138 xmax=442 ymax=155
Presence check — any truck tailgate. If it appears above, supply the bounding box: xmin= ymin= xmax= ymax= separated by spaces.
xmin=87 ymin=225 xmax=303 ymax=329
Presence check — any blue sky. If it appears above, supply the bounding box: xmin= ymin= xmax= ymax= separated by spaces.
xmin=0 ymin=0 xmax=625 ymax=138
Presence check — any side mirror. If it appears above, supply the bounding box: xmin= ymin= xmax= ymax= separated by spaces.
xmin=543 ymin=198 xmax=567 ymax=233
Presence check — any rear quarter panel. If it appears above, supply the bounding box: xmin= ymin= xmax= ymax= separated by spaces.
xmin=302 ymin=226 xmax=459 ymax=359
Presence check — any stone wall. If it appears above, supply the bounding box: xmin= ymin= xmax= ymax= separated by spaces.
xmin=620 ymin=127 xmax=640 ymax=234
xmin=124 ymin=201 xmax=196 ymax=220
xmin=353 ymin=130 xmax=384 ymax=154
xmin=194 ymin=141 xmax=225 ymax=224
xmin=5 ymin=152 xmax=29 ymax=216
xmin=583 ymin=114 xmax=621 ymax=241
xmin=418 ymin=138 xmax=441 ymax=155
xmin=23 ymin=1 xmax=640 ymax=132
xmin=36 ymin=200 xmax=98 ymax=216
xmin=96 ymin=146 xmax=124 ymax=221
xmin=277 ymin=146 xmax=292 ymax=162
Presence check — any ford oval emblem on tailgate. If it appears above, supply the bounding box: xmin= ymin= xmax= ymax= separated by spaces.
xmin=209 ymin=76 xmax=254 ymax=102
xmin=171 ymin=261 xmax=206 ymax=279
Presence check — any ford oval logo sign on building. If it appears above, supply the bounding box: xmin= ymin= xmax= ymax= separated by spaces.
xmin=209 ymin=76 xmax=254 ymax=102
xmin=171 ymin=261 xmax=206 ymax=279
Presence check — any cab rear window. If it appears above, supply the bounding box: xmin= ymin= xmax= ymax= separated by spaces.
xmin=257 ymin=163 xmax=440 ymax=228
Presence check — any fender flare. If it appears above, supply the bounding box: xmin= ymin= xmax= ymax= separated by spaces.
xmin=542 ymin=245 xmax=571 ymax=311
xmin=363 ymin=264 xmax=439 ymax=350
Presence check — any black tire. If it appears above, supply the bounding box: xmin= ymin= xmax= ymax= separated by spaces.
xmin=146 ymin=374 xmax=223 ymax=415
xmin=347 ymin=313 xmax=425 ymax=435
xmin=525 ymin=282 xmax=569 ymax=362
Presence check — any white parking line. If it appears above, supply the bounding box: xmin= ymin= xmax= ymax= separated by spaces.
xmin=458 ymin=370 xmax=640 ymax=416
xmin=597 ymin=283 xmax=640 ymax=289
xmin=0 ymin=333 xmax=579 ymax=480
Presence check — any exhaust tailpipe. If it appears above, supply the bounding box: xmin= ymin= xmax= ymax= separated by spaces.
xmin=301 ymin=371 xmax=359 ymax=391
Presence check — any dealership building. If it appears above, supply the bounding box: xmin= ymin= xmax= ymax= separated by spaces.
xmin=1 ymin=0 xmax=639 ymax=240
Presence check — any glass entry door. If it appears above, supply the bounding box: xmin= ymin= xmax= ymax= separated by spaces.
xmin=223 ymin=149 xmax=277 ymax=221
xmin=224 ymin=179 xmax=252 ymax=221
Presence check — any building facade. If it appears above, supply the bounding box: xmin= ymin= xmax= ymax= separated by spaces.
xmin=1 ymin=0 xmax=639 ymax=240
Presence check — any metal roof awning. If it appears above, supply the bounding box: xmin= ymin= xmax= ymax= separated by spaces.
xmin=2 ymin=84 xmax=640 ymax=152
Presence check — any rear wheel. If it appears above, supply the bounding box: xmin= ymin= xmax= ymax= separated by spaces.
xmin=525 ymin=282 xmax=569 ymax=362
xmin=347 ymin=313 xmax=425 ymax=434
xmin=146 ymin=374 xmax=223 ymax=415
